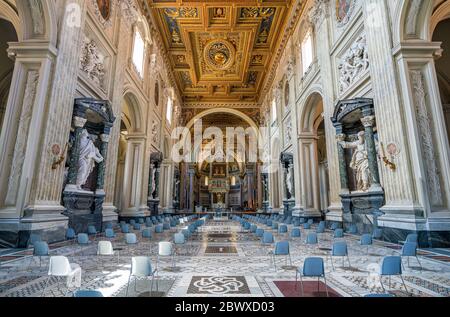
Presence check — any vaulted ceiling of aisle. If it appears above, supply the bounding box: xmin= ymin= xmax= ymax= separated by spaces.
xmin=144 ymin=0 xmax=296 ymax=103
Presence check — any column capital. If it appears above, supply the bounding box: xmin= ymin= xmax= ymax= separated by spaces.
xmin=100 ymin=134 xmax=110 ymax=143
xmin=361 ymin=115 xmax=376 ymax=128
xmin=73 ymin=116 xmax=87 ymax=128
xmin=335 ymin=133 xmax=346 ymax=142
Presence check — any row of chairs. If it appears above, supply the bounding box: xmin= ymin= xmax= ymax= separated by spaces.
xmin=40 ymin=217 xmax=206 ymax=297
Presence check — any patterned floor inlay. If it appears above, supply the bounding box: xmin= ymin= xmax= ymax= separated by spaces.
xmin=187 ymin=276 xmax=250 ymax=295
xmin=1 ymin=218 xmax=449 ymax=297
xmin=205 ymin=246 xmax=238 ymax=254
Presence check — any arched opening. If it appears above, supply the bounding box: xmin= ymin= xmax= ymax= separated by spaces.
xmin=299 ymin=92 xmax=329 ymax=217
xmin=114 ymin=93 xmax=146 ymax=217
xmin=0 ymin=18 xmax=18 ymax=134
xmin=433 ymin=18 xmax=450 ymax=143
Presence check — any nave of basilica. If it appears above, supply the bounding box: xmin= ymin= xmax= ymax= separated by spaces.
xmin=0 ymin=0 xmax=449 ymax=299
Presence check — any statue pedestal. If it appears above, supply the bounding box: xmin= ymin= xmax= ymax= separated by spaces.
xmin=262 ymin=201 xmax=271 ymax=213
xmin=341 ymin=190 xmax=385 ymax=234
xmin=282 ymin=199 xmax=295 ymax=217
xmin=62 ymin=190 xmax=104 ymax=233
xmin=148 ymin=198 xmax=160 ymax=216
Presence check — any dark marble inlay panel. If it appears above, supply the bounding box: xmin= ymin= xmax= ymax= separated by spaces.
xmin=204 ymin=246 xmax=238 ymax=254
xmin=188 ymin=276 xmax=250 ymax=295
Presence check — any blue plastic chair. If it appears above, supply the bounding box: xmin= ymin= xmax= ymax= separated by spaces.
xmin=87 ymin=225 xmax=98 ymax=237
xmin=255 ymin=228 xmax=265 ymax=238
xmin=308 ymin=219 xmax=314 ymax=225
xmin=334 ymin=229 xmax=344 ymax=238
xmin=372 ymin=228 xmax=383 ymax=240
xmin=262 ymin=232 xmax=275 ymax=245
xmin=133 ymin=223 xmax=141 ymax=231
xmin=331 ymin=241 xmax=350 ymax=270
xmin=291 ymin=228 xmax=301 ymax=238
xmin=105 ymin=223 xmax=114 ymax=230
xmin=105 ymin=228 xmax=115 ymax=239
xmin=28 ymin=233 xmax=42 ymax=247
xmin=163 ymin=223 xmax=171 ymax=231
xmin=66 ymin=228 xmax=76 ymax=242
xmin=145 ymin=220 xmax=153 ymax=228
xmin=125 ymin=233 xmax=138 ymax=245
xmin=278 ymin=225 xmax=288 ymax=234
xmin=360 ymin=234 xmax=373 ymax=254
xmin=250 ymin=225 xmax=257 ymax=233
xmin=272 ymin=222 xmax=279 ymax=230
xmin=401 ymin=242 xmax=422 ymax=270
xmin=296 ymin=257 xmax=329 ymax=297
xmin=138 ymin=218 xmax=144 ymax=224
xmin=73 ymin=290 xmax=104 ymax=297
xmin=77 ymin=233 xmax=90 ymax=256
xmin=155 ymin=225 xmax=164 ymax=233
xmin=316 ymin=225 xmax=325 ymax=234
xmin=272 ymin=241 xmax=292 ymax=270
xmin=130 ymin=219 xmax=136 ymax=226
xmin=348 ymin=224 xmax=358 ymax=234
xmin=121 ymin=224 xmax=130 ymax=234
xmin=380 ymin=256 xmax=408 ymax=293
xmin=306 ymin=233 xmax=318 ymax=245
xmin=303 ymin=223 xmax=311 ymax=230
xmin=330 ymin=223 xmax=340 ymax=231
xmin=30 ymin=241 xmax=49 ymax=268
xmin=142 ymin=228 xmax=152 ymax=239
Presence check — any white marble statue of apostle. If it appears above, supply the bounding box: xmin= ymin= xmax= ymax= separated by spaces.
xmin=76 ymin=129 xmax=104 ymax=190
xmin=286 ymin=168 xmax=293 ymax=197
xmin=339 ymin=131 xmax=372 ymax=192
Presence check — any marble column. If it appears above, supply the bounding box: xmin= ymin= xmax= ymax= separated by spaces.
xmin=262 ymin=172 xmax=271 ymax=212
xmin=65 ymin=116 xmax=87 ymax=191
xmin=96 ymin=126 xmax=112 ymax=195
xmin=188 ymin=165 xmax=196 ymax=212
xmin=360 ymin=113 xmax=381 ymax=191
xmin=334 ymin=124 xmax=349 ymax=194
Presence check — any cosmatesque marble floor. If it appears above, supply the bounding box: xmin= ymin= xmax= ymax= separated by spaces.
xmin=0 ymin=219 xmax=449 ymax=297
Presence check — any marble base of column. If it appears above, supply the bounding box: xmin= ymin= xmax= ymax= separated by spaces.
xmin=0 ymin=205 xmax=68 ymax=248
xmin=291 ymin=205 xmax=302 ymax=217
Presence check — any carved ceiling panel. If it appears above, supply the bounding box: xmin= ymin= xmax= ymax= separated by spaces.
xmin=147 ymin=0 xmax=294 ymax=102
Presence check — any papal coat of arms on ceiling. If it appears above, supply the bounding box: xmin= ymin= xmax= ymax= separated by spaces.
xmin=96 ymin=0 xmax=111 ymax=21
xmin=335 ymin=0 xmax=355 ymax=26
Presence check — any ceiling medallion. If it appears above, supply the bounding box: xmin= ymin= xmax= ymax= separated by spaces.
xmin=203 ymin=39 xmax=236 ymax=71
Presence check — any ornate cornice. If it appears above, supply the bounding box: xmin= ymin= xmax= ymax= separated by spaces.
xmin=183 ymin=102 xmax=260 ymax=109
xmin=260 ymin=0 xmax=305 ymax=104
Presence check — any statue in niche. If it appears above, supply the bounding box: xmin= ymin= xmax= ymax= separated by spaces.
xmin=151 ymin=168 xmax=157 ymax=198
xmin=76 ymin=129 xmax=104 ymax=190
xmin=339 ymin=131 xmax=371 ymax=192
xmin=286 ymin=168 xmax=293 ymax=197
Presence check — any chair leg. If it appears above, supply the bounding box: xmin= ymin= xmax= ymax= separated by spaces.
xmin=295 ymin=271 xmax=298 ymax=290
xmin=416 ymin=256 xmax=423 ymax=271
xmin=126 ymin=275 xmax=131 ymax=297
xmin=323 ymin=276 xmax=329 ymax=297
xmin=41 ymin=276 xmax=50 ymax=297
xmin=300 ymin=275 xmax=304 ymax=297
xmin=400 ymin=275 xmax=409 ymax=295
xmin=380 ymin=277 xmax=387 ymax=293
xmin=331 ymin=257 xmax=335 ymax=271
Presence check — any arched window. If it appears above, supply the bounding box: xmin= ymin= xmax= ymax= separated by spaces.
xmin=301 ymin=30 xmax=313 ymax=75
xmin=166 ymin=96 xmax=173 ymax=124
xmin=132 ymin=30 xmax=145 ymax=77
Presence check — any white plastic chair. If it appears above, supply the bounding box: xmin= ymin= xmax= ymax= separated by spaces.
xmin=126 ymin=257 xmax=157 ymax=296
xmin=97 ymin=241 xmax=119 ymax=264
xmin=42 ymin=256 xmax=81 ymax=297
xmin=157 ymin=242 xmax=174 ymax=270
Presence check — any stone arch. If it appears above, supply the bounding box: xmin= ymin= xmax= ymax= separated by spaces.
xmin=395 ymin=0 xmax=434 ymax=43
xmin=122 ymin=89 xmax=144 ymax=133
xmin=0 ymin=0 xmax=22 ymax=39
xmin=298 ymin=88 xmax=324 ymax=134
xmin=15 ymin=0 xmax=57 ymax=45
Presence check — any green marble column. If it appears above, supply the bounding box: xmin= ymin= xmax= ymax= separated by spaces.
xmin=67 ymin=116 xmax=87 ymax=186
xmin=96 ymin=132 xmax=110 ymax=192
xmin=335 ymin=126 xmax=349 ymax=193
xmin=361 ymin=115 xmax=381 ymax=189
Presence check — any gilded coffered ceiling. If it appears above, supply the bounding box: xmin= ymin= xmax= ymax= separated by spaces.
xmin=145 ymin=0 xmax=295 ymax=102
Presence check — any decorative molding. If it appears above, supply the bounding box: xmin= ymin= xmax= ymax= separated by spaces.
xmin=308 ymin=0 xmax=330 ymax=28
xmin=338 ymin=34 xmax=369 ymax=94
xmin=29 ymin=0 xmax=44 ymax=35
xmin=183 ymin=102 xmax=259 ymax=109
xmin=79 ymin=36 xmax=106 ymax=90
xmin=405 ymin=0 xmax=423 ymax=38
xmin=410 ymin=70 xmax=443 ymax=207
xmin=5 ymin=70 xmax=39 ymax=205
